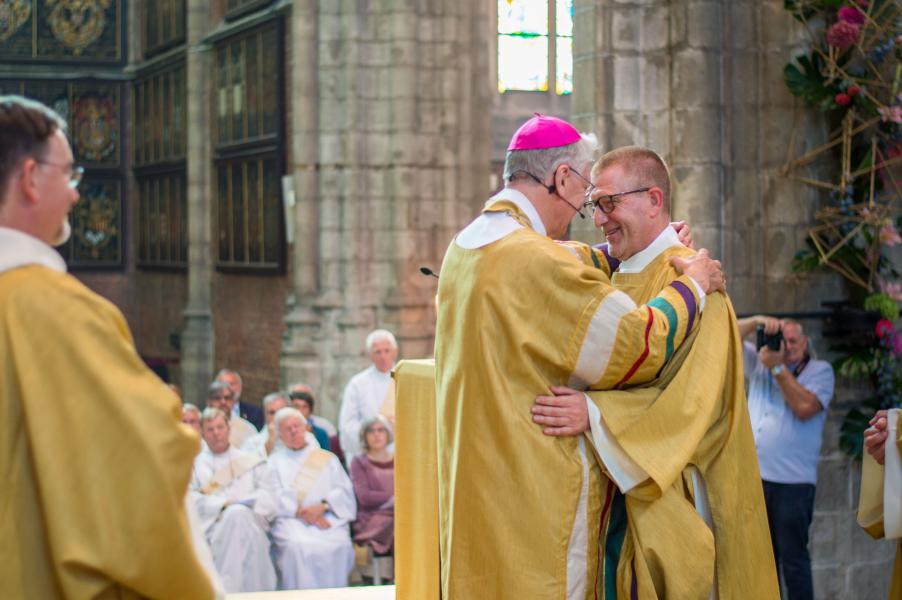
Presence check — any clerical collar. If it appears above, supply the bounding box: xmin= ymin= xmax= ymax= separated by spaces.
xmin=488 ymin=188 xmax=547 ymax=237
xmin=0 ymin=226 xmax=67 ymax=274
xmin=617 ymin=226 xmax=681 ymax=274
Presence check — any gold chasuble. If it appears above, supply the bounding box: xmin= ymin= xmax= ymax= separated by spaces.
xmin=435 ymin=194 xmax=703 ymax=600
xmin=0 ymin=266 xmax=215 ymax=599
xmin=581 ymin=243 xmax=778 ymax=600
xmin=857 ymin=409 xmax=902 ymax=599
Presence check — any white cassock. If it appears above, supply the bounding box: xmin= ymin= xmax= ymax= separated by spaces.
xmin=269 ymin=445 xmax=357 ymax=589
xmin=189 ymin=447 xmax=278 ymax=593
xmin=338 ymin=364 xmax=392 ymax=465
xmin=242 ymin=428 xmax=320 ymax=459
xmin=229 ymin=415 xmax=258 ymax=448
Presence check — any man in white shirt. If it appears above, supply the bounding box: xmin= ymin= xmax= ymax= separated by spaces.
xmin=338 ymin=329 xmax=398 ymax=465
xmin=269 ymin=407 xmax=357 ymax=589
xmin=190 ymin=408 xmax=278 ymax=593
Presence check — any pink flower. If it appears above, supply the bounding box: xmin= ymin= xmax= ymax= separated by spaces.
xmin=877 ymin=319 xmax=894 ymax=338
xmin=878 ymin=106 xmax=902 ymax=124
xmin=838 ymin=6 xmax=866 ymax=25
xmin=835 ymin=93 xmax=852 ymax=106
xmin=848 ymin=85 xmax=861 ymax=96
xmin=880 ymin=223 xmax=902 ymax=246
xmin=880 ymin=280 xmax=902 ymax=302
xmin=826 ymin=21 xmax=860 ymax=50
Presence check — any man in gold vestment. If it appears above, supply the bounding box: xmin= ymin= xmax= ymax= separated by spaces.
xmin=435 ymin=116 xmax=726 ymax=599
xmin=534 ymin=147 xmax=778 ymax=599
xmin=861 ymin=409 xmax=902 ymax=599
xmin=0 ymin=96 xmax=215 ymax=598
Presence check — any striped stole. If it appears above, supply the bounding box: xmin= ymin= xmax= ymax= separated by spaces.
xmin=201 ymin=454 xmax=263 ymax=495
xmin=291 ymin=449 xmax=333 ymax=504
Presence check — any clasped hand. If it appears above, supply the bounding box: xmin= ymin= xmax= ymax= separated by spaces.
xmin=297 ymin=504 xmax=331 ymax=529
xmin=532 ymin=386 xmax=590 ymax=436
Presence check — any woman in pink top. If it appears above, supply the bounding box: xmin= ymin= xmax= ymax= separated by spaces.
xmin=349 ymin=416 xmax=394 ymax=555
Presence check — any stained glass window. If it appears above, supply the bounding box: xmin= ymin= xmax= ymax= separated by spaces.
xmin=214 ymin=21 xmax=284 ymax=271
xmin=497 ymin=0 xmax=572 ymax=95
xmin=215 ymin=25 xmax=279 ymax=146
xmin=136 ymin=171 xmax=187 ymax=267
xmin=216 ymin=155 xmax=283 ymax=268
xmin=143 ymin=0 xmax=186 ymax=58
xmin=133 ymin=62 xmax=188 ymax=269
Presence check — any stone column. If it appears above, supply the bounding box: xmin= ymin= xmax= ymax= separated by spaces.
xmin=569 ymin=0 xmax=675 ymax=241
xmin=180 ymin=0 xmax=214 ymax=404
xmin=281 ymin=0 xmax=326 ymax=396
xmin=281 ymin=0 xmax=491 ymax=421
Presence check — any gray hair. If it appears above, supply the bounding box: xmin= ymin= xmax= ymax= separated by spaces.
xmin=206 ymin=380 xmax=230 ymax=399
xmin=359 ymin=415 xmax=393 ymax=451
xmin=216 ymin=368 xmax=242 ymax=386
xmin=201 ymin=407 xmax=228 ymax=426
xmin=503 ymin=133 xmax=599 ymax=185
xmin=182 ymin=403 xmax=201 ymax=416
xmin=273 ymin=406 xmax=307 ymax=433
xmin=365 ymin=329 xmax=398 ymax=353
xmin=262 ymin=392 xmax=288 ymax=409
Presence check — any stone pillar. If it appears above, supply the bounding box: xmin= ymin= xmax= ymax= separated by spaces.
xmin=281 ymin=0 xmax=326 ymax=397
xmin=281 ymin=0 xmax=491 ymax=421
xmin=570 ymin=0 xmax=674 ymax=241
xmin=180 ymin=0 xmax=214 ymax=404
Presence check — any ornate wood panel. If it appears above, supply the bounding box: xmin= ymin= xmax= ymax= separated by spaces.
xmin=58 ymin=177 xmax=123 ymax=267
xmin=0 ymin=1 xmax=125 ymax=64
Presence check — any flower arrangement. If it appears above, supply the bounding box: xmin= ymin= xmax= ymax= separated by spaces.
xmin=783 ymin=0 xmax=902 ymax=457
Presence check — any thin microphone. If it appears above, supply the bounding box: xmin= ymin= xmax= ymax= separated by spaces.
xmin=420 ymin=266 xmax=439 ymax=279
xmin=559 ymin=196 xmax=586 ymax=220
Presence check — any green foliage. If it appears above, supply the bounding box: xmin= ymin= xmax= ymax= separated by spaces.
xmin=784 ymin=54 xmax=832 ymax=104
xmin=784 ymin=0 xmax=902 ymax=459
xmin=834 ymin=347 xmax=879 ymax=380
xmin=864 ymin=293 xmax=901 ymax=321
xmin=791 ymin=239 xmax=820 ymax=273
xmin=840 ymin=407 xmax=873 ymax=459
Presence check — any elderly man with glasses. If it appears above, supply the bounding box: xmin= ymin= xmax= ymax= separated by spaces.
xmin=434 ymin=115 xmax=728 ymax=600
xmin=0 ymin=95 xmax=217 ymax=598
xmin=534 ymin=146 xmax=778 ymax=599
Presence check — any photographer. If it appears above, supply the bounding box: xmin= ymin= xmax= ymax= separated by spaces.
xmin=737 ymin=316 xmax=835 ymax=600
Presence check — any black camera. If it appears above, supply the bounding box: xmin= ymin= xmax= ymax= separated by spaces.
xmin=756 ymin=324 xmax=783 ymax=351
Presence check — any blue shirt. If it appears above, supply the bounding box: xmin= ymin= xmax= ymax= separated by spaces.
xmin=743 ymin=342 xmax=835 ymax=485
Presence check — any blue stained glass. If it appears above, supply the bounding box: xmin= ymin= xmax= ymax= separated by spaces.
xmin=498 ymin=0 xmax=548 ymax=36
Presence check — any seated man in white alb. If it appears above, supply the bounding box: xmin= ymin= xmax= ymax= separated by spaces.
xmin=338 ymin=329 xmax=398 ymax=466
xmin=243 ymin=392 xmax=290 ymax=458
xmin=190 ymin=407 xmax=278 ymax=593
xmin=269 ymin=407 xmax=357 ymax=589
xmin=206 ymin=381 xmax=257 ymax=448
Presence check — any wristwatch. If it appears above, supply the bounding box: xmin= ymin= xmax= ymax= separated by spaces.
xmin=771 ymin=364 xmax=785 ymax=377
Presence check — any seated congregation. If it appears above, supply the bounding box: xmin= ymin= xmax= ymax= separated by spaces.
xmin=182 ymin=381 xmax=395 ymax=593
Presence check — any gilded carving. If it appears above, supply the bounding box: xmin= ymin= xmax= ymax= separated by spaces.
xmin=46 ymin=0 xmax=111 ymax=55
xmin=0 ymin=0 xmax=31 ymax=43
